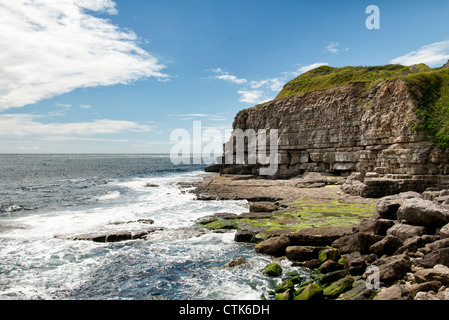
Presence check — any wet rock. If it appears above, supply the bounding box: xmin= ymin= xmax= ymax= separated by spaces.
xmin=145 ymin=183 xmax=159 ymax=187
xmin=69 ymin=227 xmax=163 ymax=243
xmin=275 ymin=279 xmax=295 ymax=293
xmin=221 ymin=257 xmax=248 ymax=268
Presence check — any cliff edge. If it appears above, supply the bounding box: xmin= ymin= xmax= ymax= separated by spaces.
xmin=213 ymin=63 xmax=449 ymax=198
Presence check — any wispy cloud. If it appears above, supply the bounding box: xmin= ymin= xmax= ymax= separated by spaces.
xmin=0 ymin=0 xmax=168 ymax=111
xmin=209 ymin=68 xmax=247 ymax=84
xmin=324 ymin=42 xmax=349 ymax=54
xmin=168 ymin=113 xmax=229 ymax=121
xmin=390 ymin=40 xmax=449 ymax=67
xmin=208 ymin=62 xmax=330 ymax=105
xmin=0 ymin=113 xmax=154 ymax=137
xmin=293 ymin=62 xmax=329 ymax=76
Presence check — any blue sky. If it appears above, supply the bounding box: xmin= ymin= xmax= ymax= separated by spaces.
xmin=1 ymin=0 xmax=449 ymax=153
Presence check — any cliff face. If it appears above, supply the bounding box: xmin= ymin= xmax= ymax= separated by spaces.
xmin=218 ymin=74 xmax=449 ymax=197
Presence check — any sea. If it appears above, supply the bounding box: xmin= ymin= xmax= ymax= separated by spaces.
xmin=0 ymin=154 xmax=300 ymax=300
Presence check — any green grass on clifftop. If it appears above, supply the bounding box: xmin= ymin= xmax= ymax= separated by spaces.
xmin=275 ymin=64 xmax=431 ymax=99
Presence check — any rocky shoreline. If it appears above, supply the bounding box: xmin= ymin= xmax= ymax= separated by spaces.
xmin=191 ymin=172 xmax=449 ymax=300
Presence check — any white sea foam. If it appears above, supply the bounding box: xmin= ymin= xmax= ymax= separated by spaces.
xmin=0 ymin=170 xmax=291 ymax=300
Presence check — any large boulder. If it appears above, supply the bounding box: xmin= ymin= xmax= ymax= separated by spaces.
xmin=414 ymin=264 xmax=449 ymax=285
xmin=255 ymin=235 xmax=291 ymax=256
xmin=377 ymin=254 xmax=412 ymax=283
xmin=322 ymin=275 xmax=354 ymax=299
xmin=373 ymin=284 xmax=413 ymax=300
xmin=369 ymin=235 xmax=403 ymax=256
xmin=386 ymin=223 xmax=427 ymax=241
xmin=262 ymin=263 xmax=283 ymax=277
xmin=440 ymin=223 xmax=449 ymax=239
xmin=249 ymin=202 xmax=278 ymax=212
xmin=376 ymin=192 xmax=422 ymax=220
xmin=397 ymin=198 xmax=449 ymax=228
xmin=417 ymin=248 xmax=449 ymax=268
xmin=357 ymin=216 xmax=395 ymax=236
xmin=294 ymin=283 xmax=323 ymax=300
xmin=285 ymin=246 xmax=325 ymax=261
xmin=332 ymin=232 xmax=383 ymax=254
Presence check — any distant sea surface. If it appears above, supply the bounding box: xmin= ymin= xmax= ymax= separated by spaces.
xmin=0 ymin=154 xmax=298 ymax=300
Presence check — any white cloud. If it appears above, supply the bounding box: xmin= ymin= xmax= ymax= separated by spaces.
xmin=209 ymin=68 xmax=247 ymax=84
xmin=325 ymin=42 xmax=340 ymax=54
xmin=0 ymin=0 xmax=167 ymax=111
xmin=237 ymin=90 xmax=265 ymax=104
xmin=0 ymin=113 xmax=153 ymax=137
xmin=294 ymin=62 xmax=329 ymax=76
xmin=390 ymin=41 xmax=449 ymax=67
xmin=324 ymin=42 xmax=349 ymax=54
xmin=79 ymin=104 xmax=92 ymax=109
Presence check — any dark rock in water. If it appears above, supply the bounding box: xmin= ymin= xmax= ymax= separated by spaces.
xmin=195 ymin=212 xmax=238 ymax=224
xmin=204 ymin=164 xmax=221 ymax=172
xmin=221 ymin=257 xmax=248 ymax=268
xmin=65 ymin=227 xmax=163 ymax=243
xmin=145 ymin=183 xmax=159 ymax=187
xmin=109 ymin=219 xmax=155 ymax=225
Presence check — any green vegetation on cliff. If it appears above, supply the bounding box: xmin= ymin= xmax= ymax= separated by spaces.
xmin=404 ymin=67 xmax=449 ymax=150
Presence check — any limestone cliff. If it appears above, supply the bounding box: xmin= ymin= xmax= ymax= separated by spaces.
xmin=214 ymin=63 xmax=449 ymax=197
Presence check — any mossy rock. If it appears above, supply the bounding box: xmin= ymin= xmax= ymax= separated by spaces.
xmin=323 ymin=275 xmax=354 ymax=299
xmin=275 ymin=279 xmax=295 ymax=293
xmin=274 ymin=289 xmax=294 ymax=300
xmin=318 ymin=248 xmax=341 ymax=263
xmin=262 ymin=263 xmax=283 ymax=277
xmin=294 ymin=283 xmax=323 ymax=300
